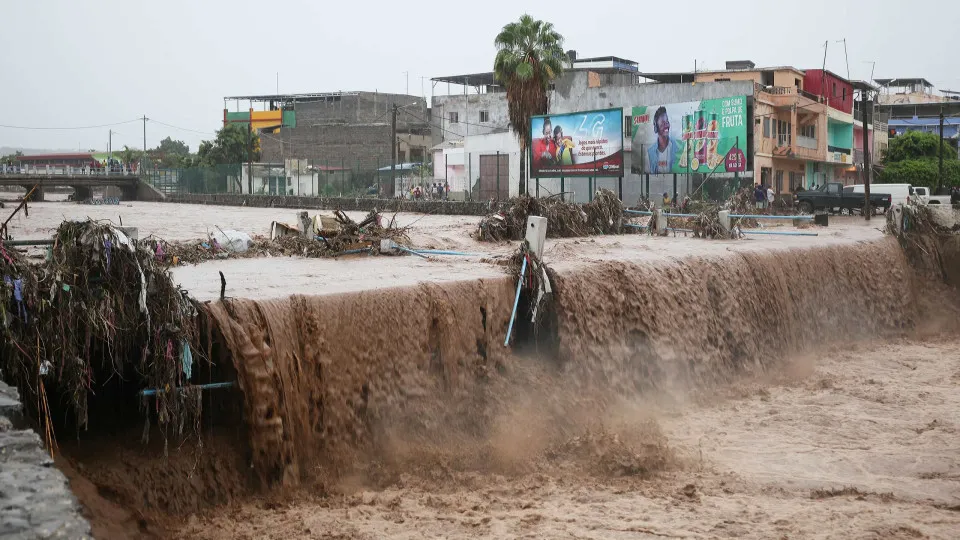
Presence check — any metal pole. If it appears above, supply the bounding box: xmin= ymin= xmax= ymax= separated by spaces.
xmin=341 ymin=157 xmax=345 ymax=195
xmin=391 ymin=104 xmax=397 ymax=194
xmin=377 ymin=156 xmax=381 ymax=197
xmin=561 ymin=176 xmax=565 ymax=202
xmin=591 ymin=147 xmax=597 ymax=202
xmin=863 ymin=90 xmax=872 ymax=220
xmin=496 ymin=151 xmax=500 ymax=202
xmin=618 ymin=176 xmax=623 ymax=201
xmin=444 ymin=153 xmax=449 ymax=199
xmin=938 ymin=108 xmax=945 ymax=193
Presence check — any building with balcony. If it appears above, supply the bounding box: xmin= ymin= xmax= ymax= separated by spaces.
xmin=641 ymin=61 xmax=864 ymax=193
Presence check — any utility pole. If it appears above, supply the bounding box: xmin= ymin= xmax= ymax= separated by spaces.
xmin=247 ymin=121 xmax=253 ymax=194
xmin=391 ymin=104 xmax=398 ymax=194
xmin=938 ymin=108 xmax=945 ymax=193
xmin=403 ymin=71 xmax=409 ymax=95
xmin=142 ymin=115 xmax=148 ymax=174
xmin=108 ymin=129 xmax=112 ymax=173
xmin=862 ymin=89 xmax=872 ymax=220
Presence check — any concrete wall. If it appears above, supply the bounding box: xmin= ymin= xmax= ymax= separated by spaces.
xmin=463 ymin=131 xmax=522 ymax=198
xmin=431 ymin=93 xmax=510 ymax=142
xmin=0 ymin=381 xmax=91 ymax=539
xmin=164 ymin=193 xmax=504 ymax=215
xmin=262 ymin=92 xmax=430 ymax=167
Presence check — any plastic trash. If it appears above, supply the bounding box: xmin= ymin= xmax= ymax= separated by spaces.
xmin=211 ymin=229 xmax=252 ymax=253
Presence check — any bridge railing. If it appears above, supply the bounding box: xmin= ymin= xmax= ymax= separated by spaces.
xmin=0 ymin=165 xmax=139 ymax=176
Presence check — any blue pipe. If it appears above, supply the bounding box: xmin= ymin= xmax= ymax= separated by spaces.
xmin=730 ymin=214 xmax=813 ymax=220
xmin=662 ymin=212 xmax=699 ymax=218
xmin=740 ymin=230 xmax=819 ymax=237
xmin=504 ymin=257 xmax=528 ymax=347
xmin=140 ymin=381 xmax=235 ymax=397
xmin=624 ymin=209 xmax=654 ymax=215
xmin=397 ymin=245 xmax=430 ymax=258
xmin=412 ymin=249 xmax=478 ymax=256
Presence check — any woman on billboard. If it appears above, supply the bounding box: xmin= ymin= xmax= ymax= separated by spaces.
xmin=646 ymin=106 xmax=679 ymax=174
xmin=533 ymin=118 xmax=557 ymax=169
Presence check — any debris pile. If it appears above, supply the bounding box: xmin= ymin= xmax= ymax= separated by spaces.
xmin=0 ymin=220 xmax=203 ymax=449
xmin=584 ymin=189 xmax=625 ymax=235
xmin=149 ymin=210 xmax=411 ymax=265
xmin=476 ymin=195 xmax=606 ymax=242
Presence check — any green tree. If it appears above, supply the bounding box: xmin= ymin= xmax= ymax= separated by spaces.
xmin=149 ymin=136 xmax=192 ymax=168
xmin=1 ymin=150 xmax=23 ymax=165
xmin=494 ymin=15 xmax=566 ymax=195
xmin=197 ymin=124 xmax=261 ymax=192
xmin=880 ymin=131 xmax=960 ymax=188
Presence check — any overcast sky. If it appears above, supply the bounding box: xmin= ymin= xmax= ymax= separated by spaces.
xmin=1 ymin=0 xmax=956 ymax=153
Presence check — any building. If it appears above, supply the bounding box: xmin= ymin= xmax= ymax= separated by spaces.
xmin=224 ymin=92 xmax=431 ymax=195
xmin=642 ymin=61 xmax=861 ymax=192
xmin=430 ymin=52 xmax=639 ymax=143
xmin=873 ymin=78 xmax=960 ymax=166
xmin=431 ymin=53 xmax=754 ymax=203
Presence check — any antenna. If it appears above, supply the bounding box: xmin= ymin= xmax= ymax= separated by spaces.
xmin=835 ymin=39 xmax=850 ymax=79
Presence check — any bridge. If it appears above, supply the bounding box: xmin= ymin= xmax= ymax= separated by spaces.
xmin=0 ymin=171 xmax=165 ymax=202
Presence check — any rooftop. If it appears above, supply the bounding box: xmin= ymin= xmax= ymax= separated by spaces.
xmin=640 ymin=65 xmax=805 ymax=84
xmin=874 ymin=78 xmax=934 ymax=89
xmin=224 ymin=92 xmax=362 ymax=103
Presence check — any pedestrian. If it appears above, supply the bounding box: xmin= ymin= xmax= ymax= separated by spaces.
xmin=766 ymin=184 xmax=775 ymax=211
xmin=754 ymin=183 xmax=764 ymax=210
xmin=662 ymin=192 xmax=670 ymax=207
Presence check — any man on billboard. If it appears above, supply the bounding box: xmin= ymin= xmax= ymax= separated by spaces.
xmin=533 ymin=117 xmax=556 ymax=169
xmin=553 ymin=125 xmax=576 ymax=166
xmin=647 ymin=106 xmax=680 ymax=174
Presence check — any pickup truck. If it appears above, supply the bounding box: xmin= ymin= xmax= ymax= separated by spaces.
xmin=793 ymin=182 xmax=892 ymax=214
xmin=912 ymin=187 xmax=952 ymax=205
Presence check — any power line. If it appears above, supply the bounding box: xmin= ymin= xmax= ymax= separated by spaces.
xmin=148 ymin=119 xmax=217 ymax=136
xmin=0 ymin=119 xmax=141 ymax=130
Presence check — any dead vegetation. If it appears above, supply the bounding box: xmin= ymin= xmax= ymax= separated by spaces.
xmin=477 ymin=189 xmax=625 ymax=242
xmin=1 ymin=220 xmax=203 ymax=451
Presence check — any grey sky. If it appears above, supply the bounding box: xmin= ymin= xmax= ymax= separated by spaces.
xmin=1 ymin=0 xmax=956 ymax=153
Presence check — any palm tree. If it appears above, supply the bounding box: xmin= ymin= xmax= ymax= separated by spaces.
xmin=494 ymin=15 xmax=566 ymax=195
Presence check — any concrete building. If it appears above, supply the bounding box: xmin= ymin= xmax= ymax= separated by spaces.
xmin=644 ymin=62 xmax=858 ymax=193
xmin=431 ymin=54 xmax=754 ymax=203
xmin=224 ymin=92 xmax=431 ymax=195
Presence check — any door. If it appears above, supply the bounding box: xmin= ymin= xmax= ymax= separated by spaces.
xmin=825 ymin=183 xmax=842 ymax=208
xmin=478 ymin=154 xmax=510 ymax=201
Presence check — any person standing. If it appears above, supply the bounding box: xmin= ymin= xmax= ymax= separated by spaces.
xmin=754 ymin=184 xmax=764 ymax=209
xmin=766 ymin=184 xmax=775 ymax=211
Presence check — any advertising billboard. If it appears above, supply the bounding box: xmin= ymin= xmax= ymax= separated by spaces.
xmin=530 ymin=108 xmax=623 ymax=178
xmin=631 ymin=95 xmax=747 ymax=174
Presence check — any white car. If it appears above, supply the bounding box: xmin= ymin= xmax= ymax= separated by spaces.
xmin=911 ymin=186 xmax=951 ymax=205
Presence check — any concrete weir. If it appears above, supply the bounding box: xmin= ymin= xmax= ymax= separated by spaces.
xmin=4 ymin=209 xmax=960 ymax=538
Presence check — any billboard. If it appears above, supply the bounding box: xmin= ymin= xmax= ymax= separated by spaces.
xmin=530 ymin=108 xmax=623 ymax=178
xmin=631 ymin=95 xmax=747 ymax=174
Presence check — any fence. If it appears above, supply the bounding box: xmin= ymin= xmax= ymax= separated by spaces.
xmin=141 ymin=159 xmax=754 ymax=206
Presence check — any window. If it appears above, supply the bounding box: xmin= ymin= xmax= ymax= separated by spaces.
xmin=714 ymin=77 xmax=731 ymax=82
xmin=795 ymin=79 xmax=802 ymax=90
xmin=449 ymin=112 xmax=459 ymax=124
xmin=832 ymin=83 xmax=837 ymax=97
xmin=800 ymin=125 xmax=816 ymax=138
xmin=624 ymin=115 xmax=632 ymax=138
xmin=842 ymin=87 xmax=846 ymax=102
xmin=479 ymin=110 xmax=489 ymax=123
xmin=775 ymin=170 xmax=784 ymax=194
xmin=763 ymin=118 xmax=771 ymax=137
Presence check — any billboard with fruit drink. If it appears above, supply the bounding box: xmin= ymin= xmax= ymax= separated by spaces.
xmin=529 ymin=108 xmax=624 ymax=178
xmin=630 ymin=95 xmax=747 ymax=174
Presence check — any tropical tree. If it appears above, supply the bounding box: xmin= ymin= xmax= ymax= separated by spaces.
xmin=880 ymin=131 xmax=960 ymax=188
xmin=494 ymin=15 xmax=566 ymax=195
xmin=197 ymin=124 xmax=261 ymax=192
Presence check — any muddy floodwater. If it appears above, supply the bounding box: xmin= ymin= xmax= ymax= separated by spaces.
xmin=176 ymin=339 xmax=960 ymax=539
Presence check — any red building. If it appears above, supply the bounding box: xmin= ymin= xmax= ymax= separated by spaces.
xmin=803 ymin=69 xmax=854 ymax=113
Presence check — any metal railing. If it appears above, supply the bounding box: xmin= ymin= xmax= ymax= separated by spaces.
xmin=0 ymin=165 xmax=138 ymax=176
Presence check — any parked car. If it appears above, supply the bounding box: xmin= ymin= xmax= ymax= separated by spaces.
xmin=911 ymin=186 xmax=952 ymax=205
xmin=794 ymin=182 xmax=891 ymax=214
